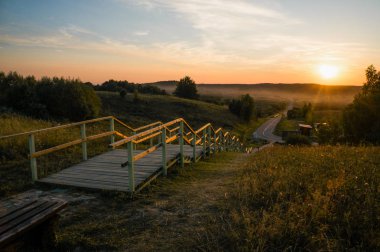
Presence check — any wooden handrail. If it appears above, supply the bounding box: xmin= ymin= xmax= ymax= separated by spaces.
xmin=110 ymin=118 xmax=182 ymax=148
xmin=2 ymin=114 xmax=245 ymax=184
xmin=0 ymin=116 xmax=114 ymax=139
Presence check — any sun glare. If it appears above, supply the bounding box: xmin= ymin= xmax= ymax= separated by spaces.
xmin=318 ymin=64 xmax=339 ymax=79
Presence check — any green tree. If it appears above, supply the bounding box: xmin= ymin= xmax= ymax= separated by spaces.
xmin=228 ymin=94 xmax=255 ymax=122
xmin=173 ymin=76 xmax=199 ymax=99
xmin=343 ymin=65 xmax=380 ymax=143
xmin=119 ymin=89 xmax=127 ymax=98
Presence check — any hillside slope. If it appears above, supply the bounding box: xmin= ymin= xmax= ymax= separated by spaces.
xmin=98 ymin=91 xmax=239 ymax=129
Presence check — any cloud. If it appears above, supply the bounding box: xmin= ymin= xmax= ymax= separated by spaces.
xmin=133 ymin=31 xmax=149 ymax=36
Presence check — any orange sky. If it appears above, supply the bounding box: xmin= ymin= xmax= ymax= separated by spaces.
xmin=1 ymin=0 xmax=379 ymax=85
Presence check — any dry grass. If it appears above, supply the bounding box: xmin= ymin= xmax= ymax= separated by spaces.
xmin=203 ymin=146 xmax=380 ymax=251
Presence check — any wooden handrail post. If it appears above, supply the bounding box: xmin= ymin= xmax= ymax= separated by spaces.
xmin=132 ymin=131 xmax=136 ymax=150
xmin=192 ymin=132 xmax=196 ymax=162
xmin=28 ymin=134 xmax=38 ymax=181
xmin=149 ymin=125 xmax=153 ymax=147
xmin=80 ymin=124 xmax=87 ymax=160
xmin=127 ymin=141 xmax=135 ymax=192
xmin=214 ymin=131 xmax=217 ymax=153
xmin=162 ymin=129 xmax=167 ymax=176
xmin=202 ymin=128 xmax=207 ymax=158
xmin=110 ymin=118 xmax=115 ymax=144
xmin=219 ymin=131 xmax=223 ymax=152
xmin=179 ymin=121 xmax=184 ymax=168
xmin=207 ymin=126 xmax=211 ymax=156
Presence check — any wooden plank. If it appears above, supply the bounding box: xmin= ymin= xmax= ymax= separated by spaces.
xmin=0 ymin=201 xmax=55 ymax=234
xmin=0 ymin=200 xmax=66 ymax=246
xmin=0 ymin=200 xmax=41 ymax=226
xmin=39 ymin=178 xmax=129 ymax=191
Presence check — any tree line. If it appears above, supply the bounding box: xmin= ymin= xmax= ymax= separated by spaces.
xmin=318 ymin=65 xmax=380 ymax=145
xmin=0 ymin=72 xmax=101 ymax=121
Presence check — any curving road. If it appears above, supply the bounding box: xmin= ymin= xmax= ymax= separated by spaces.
xmin=253 ymin=103 xmax=293 ymax=143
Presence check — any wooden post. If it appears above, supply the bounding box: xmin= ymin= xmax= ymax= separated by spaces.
xmin=219 ymin=131 xmax=223 ymax=152
xmin=179 ymin=121 xmax=184 ymax=168
xmin=214 ymin=131 xmax=217 ymax=153
xmin=28 ymin=134 xmax=38 ymax=181
xmin=192 ymin=132 xmax=196 ymax=162
xmin=202 ymin=128 xmax=207 ymax=158
xmin=127 ymin=141 xmax=135 ymax=192
xmin=207 ymin=126 xmax=211 ymax=156
xmin=150 ymin=126 xmax=153 ymax=147
xmin=80 ymin=124 xmax=87 ymax=161
xmin=132 ymin=131 xmax=136 ymax=150
xmin=109 ymin=118 xmax=115 ymax=144
xmin=162 ymin=129 xmax=167 ymax=176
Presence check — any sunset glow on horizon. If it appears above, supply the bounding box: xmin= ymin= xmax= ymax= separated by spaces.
xmin=1 ymin=0 xmax=380 ymax=85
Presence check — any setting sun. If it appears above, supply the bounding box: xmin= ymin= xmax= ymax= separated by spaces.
xmin=318 ymin=64 xmax=339 ymax=79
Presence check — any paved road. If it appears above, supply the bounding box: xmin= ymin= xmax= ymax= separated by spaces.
xmin=253 ymin=103 xmax=293 ymax=143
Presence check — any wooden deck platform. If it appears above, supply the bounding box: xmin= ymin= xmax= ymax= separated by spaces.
xmin=38 ymin=145 xmax=204 ymax=192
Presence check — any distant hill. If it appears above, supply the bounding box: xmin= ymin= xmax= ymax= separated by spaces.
xmin=146 ymin=82 xmax=361 ymax=104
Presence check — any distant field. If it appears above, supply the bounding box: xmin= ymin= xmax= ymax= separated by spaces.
xmin=149 ymin=82 xmax=360 ymax=105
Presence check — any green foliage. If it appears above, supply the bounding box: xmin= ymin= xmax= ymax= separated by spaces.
xmin=173 ymin=76 xmax=199 ymax=100
xmin=317 ymin=120 xmax=344 ymax=144
xmin=228 ymin=94 xmax=256 ymax=122
xmin=285 ymin=134 xmax=311 ymax=145
xmin=133 ymin=89 xmax=141 ymax=103
xmin=95 ymin=79 xmax=166 ymax=95
xmin=0 ymin=71 xmax=101 ymax=121
xmin=119 ymin=89 xmax=127 ymax=98
xmin=287 ymin=103 xmax=313 ymax=121
xmin=343 ymin=65 xmax=380 ymax=144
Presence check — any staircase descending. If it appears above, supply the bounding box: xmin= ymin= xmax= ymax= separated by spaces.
xmin=0 ymin=117 xmax=246 ymax=193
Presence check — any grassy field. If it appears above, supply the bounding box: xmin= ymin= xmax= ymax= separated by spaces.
xmin=1 ymin=91 xmax=275 ymax=197
xmin=98 ymin=91 xmax=239 ymax=129
xmin=48 ymin=146 xmax=380 ymax=251
xmin=274 ymin=118 xmax=299 ymax=135
xmin=0 ymin=114 xmax=116 ymax=197
xmin=203 ymin=146 xmax=380 ymax=251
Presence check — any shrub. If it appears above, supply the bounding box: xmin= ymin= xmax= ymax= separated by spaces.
xmin=285 ymin=134 xmax=311 ymax=145
xmin=119 ymin=89 xmax=127 ymax=98
xmin=228 ymin=94 xmax=256 ymax=122
xmin=173 ymin=76 xmax=199 ymax=99
xmin=0 ymin=71 xmax=101 ymax=121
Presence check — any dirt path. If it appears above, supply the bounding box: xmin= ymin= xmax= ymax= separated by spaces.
xmin=55 ymin=152 xmax=248 ymax=251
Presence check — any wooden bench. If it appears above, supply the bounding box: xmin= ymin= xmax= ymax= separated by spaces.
xmin=0 ymin=199 xmax=67 ymax=250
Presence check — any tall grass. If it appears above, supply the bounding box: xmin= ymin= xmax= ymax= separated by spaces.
xmin=0 ymin=114 xmax=124 ymax=197
xmin=204 ymin=146 xmax=380 ymax=251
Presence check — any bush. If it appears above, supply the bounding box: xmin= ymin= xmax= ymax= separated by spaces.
xmin=0 ymin=71 xmax=101 ymax=121
xmin=173 ymin=76 xmax=199 ymax=99
xmin=228 ymin=94 xmax=256 ymax=122
xmin=119 ymin=89 xmax=127 ymax=98
xmin=285 ymin=134 xmax=311 ymax=145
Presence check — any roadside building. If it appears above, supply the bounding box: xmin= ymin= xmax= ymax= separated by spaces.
xmin=298 ymin=124 xmax=313 ymax=136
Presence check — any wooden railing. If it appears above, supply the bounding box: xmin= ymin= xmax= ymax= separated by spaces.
xmin=0 ymin=116 xmax=162 ymax=181
xmin=0 ymin=116 xmax=244 ymax=190
xmin=110 ymin=118 xmax=244 ymax=192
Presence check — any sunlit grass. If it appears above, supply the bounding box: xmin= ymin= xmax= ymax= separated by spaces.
xmin=203 ymin=146 xmax=380 ymax=251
